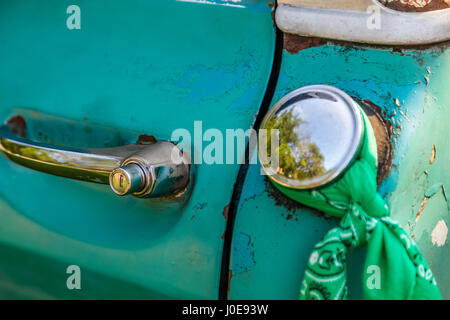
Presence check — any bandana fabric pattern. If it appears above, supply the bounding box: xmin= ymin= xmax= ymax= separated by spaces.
xmin=273 ymin=107 xmax=441 ymax=300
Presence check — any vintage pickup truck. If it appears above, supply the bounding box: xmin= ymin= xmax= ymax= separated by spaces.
xmin=0 ymin=0 xmax=448 ymax=299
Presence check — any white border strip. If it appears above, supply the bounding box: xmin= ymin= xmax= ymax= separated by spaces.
xmin=276 ymin=4 xmax=450 ymax=45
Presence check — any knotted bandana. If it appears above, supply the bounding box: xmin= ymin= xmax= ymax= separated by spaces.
xmin=272 ymin=106 xmax=441 ymax=300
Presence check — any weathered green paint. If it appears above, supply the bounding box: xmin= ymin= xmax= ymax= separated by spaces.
xmin=0 ymin=0 xmax=275 ymax=299
xmin=229 ymin=42 xmax=450 ymax=299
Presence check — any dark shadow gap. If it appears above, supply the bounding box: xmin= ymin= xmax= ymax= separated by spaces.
xmin=218 ymin=2 xmax=284 ymax=300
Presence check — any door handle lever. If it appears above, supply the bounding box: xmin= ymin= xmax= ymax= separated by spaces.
xmin=0 ymin=122 xmax=192 ymax=198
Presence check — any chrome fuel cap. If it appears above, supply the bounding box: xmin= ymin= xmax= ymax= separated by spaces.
xmin=259 ymin=85 xmax=364 ymax=189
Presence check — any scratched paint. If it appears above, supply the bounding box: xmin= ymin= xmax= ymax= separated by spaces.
xmin=379 ymin=0 xmax=450 ymax=12
xmin=230 ymin=233 xmax=256 ymax=274
xmin=431 ymin=220 xmax=448 ymax=247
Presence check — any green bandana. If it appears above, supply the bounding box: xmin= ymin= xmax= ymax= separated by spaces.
xmin=273 ymin=106 xmax=441 ymax=300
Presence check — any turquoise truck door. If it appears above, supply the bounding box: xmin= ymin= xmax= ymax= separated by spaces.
xmin=0 ymin=0 xmax=276 ymax=299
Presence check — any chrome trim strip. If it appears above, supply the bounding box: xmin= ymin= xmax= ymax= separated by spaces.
xmin=276 ymin=2 xmax=450 ymax=45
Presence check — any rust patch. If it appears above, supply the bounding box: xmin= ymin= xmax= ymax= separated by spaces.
xmin=222 ymin=203 xmax=230 ymax=220
xmin=379 ymin=0 xmax=449 ymax=12
xmin=271 ymin=6 xmax=277 ymax=29
xmin=227 ymin=269 xmax=232 ymax=294
xmin=282 ymin=32 xmax=449 ymax=55
xmin=429 ymin=145 xmax=436 ymax=164
xmin=415 ymin=197 xmax=428 ymax=222
xmin=391 ymin=47 xmax=405 ymax=56
xmin=265 ymin=176 xmax=331 ymax=220
xmin=136 ymin=134 xmax=157 ymax=145
xmin=6 ymin=115 xmax=26 ymax=138
xmin=194 ymin=202 xmax=207 ymax=210
xmin=264 ymin=98 xmax=393 ymax=216
xmin=356 ymin=98 xmax=394 ymax=186
xmin=283 ymin=34 xmax=327 ymax=54
xmin=265 ymin=176 xmax=302 ymax=214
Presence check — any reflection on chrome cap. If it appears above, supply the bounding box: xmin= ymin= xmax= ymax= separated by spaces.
xmin=259 ymin=85 xmax=364 ymax=189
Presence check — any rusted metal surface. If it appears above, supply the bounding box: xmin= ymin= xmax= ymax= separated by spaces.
xmin=6 ymin=115 xmax=26 ymax=138
xmin=230 ymin=37 xmax=450 ymax=298
xmin=283 ymin=34 xmax=327 ymax=54
xmin=230 ymin=232 xmax=256 ymax=275
xmin=283 ymin=33 xmax=450 ymax=55
xmin=136 ymin=134 xmax=157 ymax=145
xmin=0 ymin=0 xmax=278 ymax=300
xmin=263 ymin=96 xmax=394 ymax=215
xmin=264 ymin=176 xmax=332 ymax=220
xmin=379 ymin=0 xmax=450 ymax=12
xmin=430 ymin=145 xmax=436 ymax=164
xmin=356 ymin=98 xmax=393 ymax=186
xmin=222 ymin=203 xmax=230 ymax=220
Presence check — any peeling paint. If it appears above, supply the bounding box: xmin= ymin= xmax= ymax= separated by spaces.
xmin=194 ymin=202 xmax=208 ymax=210
xmin=283 ymin=34 xmax=327 ymax=55
xmin=429 ymin=145 xmax=436 ymax=164
xmin=264 ymin=97 xmax=393 ymax=217
xmin=227 ymin=269 xmax=232 ymax=294
xmin=431 ymin=220 xmax=448 ymax=246
xmin=231 ymin=232 xmax=255 ymax=274
xmin=230 ymin=37 xmax=450 ymax=299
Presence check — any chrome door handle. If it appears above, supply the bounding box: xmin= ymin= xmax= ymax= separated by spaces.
xmin=0 ymin=122 xmax=192 ymax=198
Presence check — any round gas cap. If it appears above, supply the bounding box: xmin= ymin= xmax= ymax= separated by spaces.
xmin=259 ymin=85 xmax=364 ymax=189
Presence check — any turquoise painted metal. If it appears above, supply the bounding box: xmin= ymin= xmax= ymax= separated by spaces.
xmin=0 ymin=0 xmax=275 ymax=298
xmin=0 ymin=0 xmax=448 ymax=300
xmin=229 ymin=42 xmax=450 ymax=299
